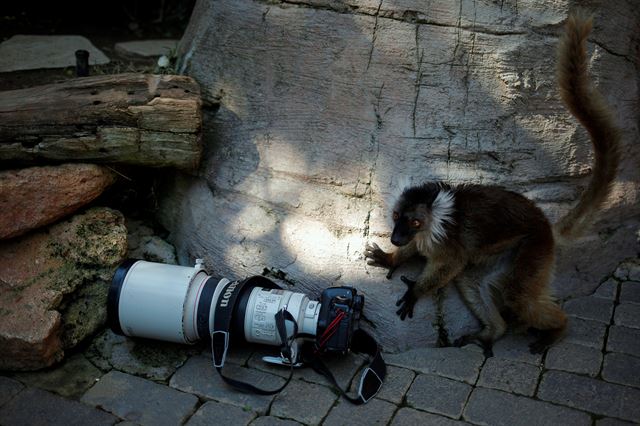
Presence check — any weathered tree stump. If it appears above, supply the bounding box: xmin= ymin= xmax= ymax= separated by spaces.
xmin=0 ymin=73 xmax=202 ymax=170
xmin=159 ymin=0 xmax=640 ymax=351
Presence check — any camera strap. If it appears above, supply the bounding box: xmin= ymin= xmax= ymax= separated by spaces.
xmin=303 ymin=328 xmax=386 ymax=405
xmin=210 ymin=278 xmax=297 ymax=396
xmin=209 ymin=277 xmax=386 ymax=404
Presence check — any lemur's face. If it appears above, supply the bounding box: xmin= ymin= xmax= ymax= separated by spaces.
xmin=390 ymin=203 xmax=430 ymax=247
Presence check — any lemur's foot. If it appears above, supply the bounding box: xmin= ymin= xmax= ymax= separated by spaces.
xmin=386 ymin=267 xmax=397 ymax=280
xmin=453 ymin=334 xmax=494 ymax=357
xmin=400 ymin=275 xmax=416 ymax=287
xmin=395 ymin=287 xmax=417 ymax=320
xmin=528 ymin=327 xmax=564 ymax=354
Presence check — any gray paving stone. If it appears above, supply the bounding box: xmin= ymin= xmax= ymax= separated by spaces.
xmin=405 ymin=374 xmax=472 ymax=419
xmin=250 ymin=416 xmax=303 ymax=425
xmin=563 ymin=296 xmax=613 ymax=323
xmin=373 ymin=366 xmax=415 ymax=405
xmin=564 ymin=317 xmax=607 ymax=349
xmin=594 ymin=278 xmax=619 ymax=300
xmin=385 ymin=347 xmax=484 ymax=384
xmin=391 ymin=407 xmax=469 ymax=425
xmin=607 ymin=326 xmax=640 ymax=357
xmin=545 ymin=342 xmax=603 ymax=377
xmin=220 ymin=344 xmax=259 ymax=366
xmin=596 ymin=418 xmax=637 ymax=426
xmin=620 ymin=281 xmax=640 ymax=304
xmin=248 ymin=350 xmax=365 ymax=390
xmin=614 ymin=303 xmax=640 ymax=329
xmin=10 ymin=353 xmax=103 ymax=399
xmin=614 ymin=259 xmax=640 ymax=281
xmin=0 ymin=387 xmax=117 ymax=426
xmin=81 ymin=370 xmax=198 ymax=425
xmin=270 ymin=379 xmax=337 ymax=425
xmin=630 ymin=264 xmax=640 ymax=282
xmin=0 ymin=35 xmax=109 ymax=72
xmin=491 ymin=334 xmax=543 ymax=365
xmin=464 ymin=387 xmax=590 ymax=426
xmin=602 ymin=352 xmax=640 ymax=388
xmin=200 ymin=343 xmax=256 ymax=366
xmin=477 ymin=357 xmax=541 ymax=396
xmin=0 ymin=376 xmax=23 ymax=408
xmin=538 ymin=370 xmax=640 ymax=422
xmin=115 ymin=40 xmax=179 ymax=57
xmin=322 ymin=397 xmax=396 ymax=426
xmin=185 ymin=400 xmax=257 ymax=426
xmin=170 ymin=356 xmax=284 ymax=415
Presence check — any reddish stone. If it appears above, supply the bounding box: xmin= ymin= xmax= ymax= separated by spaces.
xmin=0 ymin=207 xmax=127 ymax=370
xmin=0 ymin=164 xmax=115 ymax=240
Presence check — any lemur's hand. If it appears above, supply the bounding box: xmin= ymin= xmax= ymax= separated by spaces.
xmin=364 ymin=242 xmax=397 ymax=279
xmin=364 ymin=242 xmax=390 ymax=266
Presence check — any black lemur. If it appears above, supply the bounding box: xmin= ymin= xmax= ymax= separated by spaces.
xmin=365 ymin=12 xmax=620 ymax=354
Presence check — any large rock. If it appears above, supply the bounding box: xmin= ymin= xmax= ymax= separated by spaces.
xmin=86 ymin=330 xmax=199 ymax=382
xmin=158 ymin=0 xmax=640 ymax=350
xmin=0 ymin=207 xmax=127 ymax=370
xmin=0 ymin=164 xmax=116 ymax=240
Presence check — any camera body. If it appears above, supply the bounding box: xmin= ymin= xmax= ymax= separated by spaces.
xmin=317 ymin=287 xmax=364 ymax=355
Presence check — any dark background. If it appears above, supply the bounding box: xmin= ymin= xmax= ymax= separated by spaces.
xmin=1 ymin=0 xmax=196 ymax=41
xmin=0 ymin=0 xmax=197 ymax=219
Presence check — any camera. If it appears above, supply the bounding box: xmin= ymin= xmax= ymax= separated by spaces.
xmin=317 ymin=287 xmax=364 ymax=354
xmin=108 ymin=259 xmax=384 ymax=404
xmin=107 ymin=259 xmax=363 ymax=359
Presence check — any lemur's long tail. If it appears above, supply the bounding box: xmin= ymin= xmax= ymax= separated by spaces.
xmin=553 ymin=12 xmax=621 ymax=241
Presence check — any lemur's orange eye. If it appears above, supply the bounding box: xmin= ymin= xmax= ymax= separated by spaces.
xmin=392 ymin=212 xmax=400 ymax=221
xmin=410 ymin=219 xmax=422 ymax=229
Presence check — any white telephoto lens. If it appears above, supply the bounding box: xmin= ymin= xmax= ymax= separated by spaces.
xmin=113 ymin=260 xmax=209 ymax=344
xmin=110 ymin=260 xmax=321 ymax=347
xmin=243 ymin=287 xmax=321 ymax=345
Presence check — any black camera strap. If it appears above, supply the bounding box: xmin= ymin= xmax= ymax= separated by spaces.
xmin=210 ymin=277 xmax=386 ymax=404
xmin=303 ymin=328 xmax=386 ymax=405
xmin=210 ymin=278 xmax=296 ymax=396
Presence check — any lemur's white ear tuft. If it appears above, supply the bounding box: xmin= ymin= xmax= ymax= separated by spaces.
xmin=429 ymin=189 xmax=456 ymax=245
xmin=386 ymin=176 xmax=412 ymax=209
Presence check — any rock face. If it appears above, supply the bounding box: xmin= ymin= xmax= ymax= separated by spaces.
xmin=0 ymin=164 xmax=116 ymax=240
xmin=115 ymin=40 xmax=179 ymax=57
xmin=158 ymin=0 xmax=640 ymax=350
xmin=126 ymin=219 xmax=178 ymax=264
xmin=0 ymin=208 xmax=127 ymax=370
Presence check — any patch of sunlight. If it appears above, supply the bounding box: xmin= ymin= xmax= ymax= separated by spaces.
xmin=280 ymin=216 xmax=335 ymax=270
xmin=254 ymin=133 xmax=309 ymax=176
xmin=229 ymin=204 xmax=279 ymax=240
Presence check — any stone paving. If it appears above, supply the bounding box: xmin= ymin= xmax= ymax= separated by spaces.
xmin=1 ymin=258 xmax=639 ymax=425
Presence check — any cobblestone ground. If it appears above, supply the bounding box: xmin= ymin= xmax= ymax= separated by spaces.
xmin=1 ymin=258 xmax=639 ymax=425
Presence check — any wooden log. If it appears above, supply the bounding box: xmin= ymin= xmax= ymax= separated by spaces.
xmin=0 ymin=73 xmax=202 ymax=170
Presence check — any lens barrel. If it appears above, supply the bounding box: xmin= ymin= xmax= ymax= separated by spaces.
xmin=108 ymin=259 xmax=213 ymax=343
xmin=108 ymin=260 xmax=321 ymax=347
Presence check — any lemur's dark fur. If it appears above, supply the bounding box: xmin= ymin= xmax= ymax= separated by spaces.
xmin=365 ymin=13 xmax=621 ymax=354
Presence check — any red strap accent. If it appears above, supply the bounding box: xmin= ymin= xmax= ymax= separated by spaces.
xmin=316 ymin=309 xmax=346 ymax=352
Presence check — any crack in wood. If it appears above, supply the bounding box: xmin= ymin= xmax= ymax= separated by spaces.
xmin=366 ymin=0 xmax=384 ymax=72
xmin=412 ymin=25 xmax=424 ymax=138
